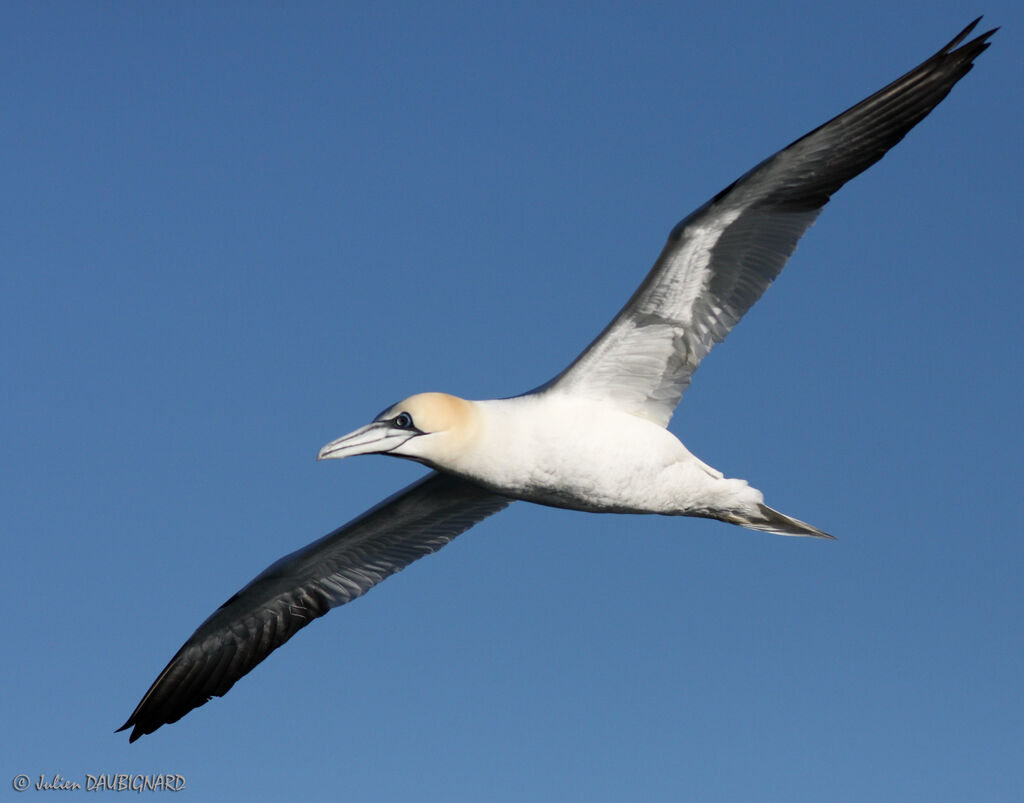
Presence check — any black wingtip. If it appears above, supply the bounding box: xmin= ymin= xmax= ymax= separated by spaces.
xmin=115 ymin=718 xmax=143 ymax=742
xmin=943 ymin=17 xmax=983 ymax=51
xmin=942 ymin=16 xmax=998 ymax=58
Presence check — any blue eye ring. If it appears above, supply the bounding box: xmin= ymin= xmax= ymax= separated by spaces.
xmin=393 ymin=413 xmax=414 ymax=429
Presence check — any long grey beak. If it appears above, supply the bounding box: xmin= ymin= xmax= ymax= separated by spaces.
xmin=317 ymin=422 xmax=412 ymax=461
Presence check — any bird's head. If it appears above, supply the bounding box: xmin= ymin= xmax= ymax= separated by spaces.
xmin=317 ymin=392 xmax=481 ymax=469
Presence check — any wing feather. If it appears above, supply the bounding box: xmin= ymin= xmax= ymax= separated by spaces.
xmin=546 ymin=19 xmax=995 ymax=426
xmin=118 ymin=472 xmax=510 ymax=741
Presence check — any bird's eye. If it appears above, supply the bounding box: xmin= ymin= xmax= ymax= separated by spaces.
xmin=393 ymin=413 xmax=414 ymax=429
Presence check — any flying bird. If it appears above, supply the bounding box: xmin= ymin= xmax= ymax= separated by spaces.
xmin=120 ymin=19 xmax=995 ymax=741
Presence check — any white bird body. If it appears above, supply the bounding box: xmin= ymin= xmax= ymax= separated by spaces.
xmin=381 ymin=393 xmax=748 ymax=517
xmin=119 ymin=20 xmax=996 ymax=741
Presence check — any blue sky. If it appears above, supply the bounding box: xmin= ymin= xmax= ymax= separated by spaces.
xmin=4 ymin=2 xmax=1022 ymax=800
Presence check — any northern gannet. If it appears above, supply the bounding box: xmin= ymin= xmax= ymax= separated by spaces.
xmin=120 ymin=19 xmax=995 ymax=741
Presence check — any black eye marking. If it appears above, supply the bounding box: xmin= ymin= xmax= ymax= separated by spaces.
xmin=393 ymin=412 xmax=414 ymax=430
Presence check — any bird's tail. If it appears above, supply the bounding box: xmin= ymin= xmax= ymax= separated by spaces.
xmin=726 ymin=503 xmax=834 ymax=539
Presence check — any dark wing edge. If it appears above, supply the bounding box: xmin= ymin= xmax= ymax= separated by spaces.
xmin=543 ymin=19 xmax=996 ymax=425
xmin=117 ymin=472 xmax=511 ymax=741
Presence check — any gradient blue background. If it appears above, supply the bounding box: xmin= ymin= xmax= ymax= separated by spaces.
xmin=4 ymin=2 xmax=1022 ymax=800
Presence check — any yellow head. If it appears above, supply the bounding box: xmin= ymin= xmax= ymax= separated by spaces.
xmin=317 ymin=392 xmax=481 ymax=470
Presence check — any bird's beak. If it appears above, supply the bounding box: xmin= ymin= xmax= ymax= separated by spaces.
xmin=317 ymin=422 xmax=413 ymax=461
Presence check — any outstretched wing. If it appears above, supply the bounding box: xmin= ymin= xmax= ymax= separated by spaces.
xmin=119 ymin=472 xmax=511 ymax=741
xmin=545 ymin=19 xmax=995 ymax=426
